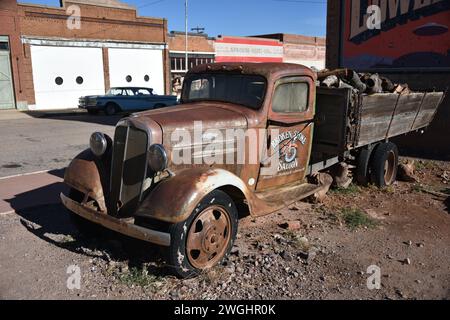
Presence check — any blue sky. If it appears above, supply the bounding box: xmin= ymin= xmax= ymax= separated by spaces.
xmin=21 ymin=0 xmax=327 ymax=37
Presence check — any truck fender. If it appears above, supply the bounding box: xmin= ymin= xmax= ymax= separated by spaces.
xmin=64 ymin=149 xmax=109 ymax=212
xmin=135 ymin=167 xmax=272 ymax=223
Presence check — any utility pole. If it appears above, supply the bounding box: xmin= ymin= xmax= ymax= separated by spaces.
xmin=185 ymin=0 xmax=188 ymax=74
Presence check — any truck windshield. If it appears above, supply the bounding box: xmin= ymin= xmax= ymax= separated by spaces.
xmin=182 ymin=73 xmax=267 ymax=110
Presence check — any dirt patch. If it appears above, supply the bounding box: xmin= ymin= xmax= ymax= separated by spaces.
xmin=0 ymin=158 xmax=449 ymax=299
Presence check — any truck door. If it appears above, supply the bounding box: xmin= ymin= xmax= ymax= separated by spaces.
xmin=256 ymin=76 xmax=315 ymax=190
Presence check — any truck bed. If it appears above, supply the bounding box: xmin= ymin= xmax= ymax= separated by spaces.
xmin=311 ymin=87 xmax=445 ymax=160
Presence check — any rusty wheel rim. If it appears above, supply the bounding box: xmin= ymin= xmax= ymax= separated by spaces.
xmin=186 ymin=206 xmax=232 ymax=269
xmin=384 ymin=151 xmax=396 ymax=185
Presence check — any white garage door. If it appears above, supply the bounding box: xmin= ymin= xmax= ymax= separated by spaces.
xmin=30 ymin=46 xmax=105 ymax=110
xmin=108 ymin=48 xmax=164 ymax=95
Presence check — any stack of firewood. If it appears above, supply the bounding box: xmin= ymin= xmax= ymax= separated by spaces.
xmin=316 ymin=68 xmax=411 ymax=95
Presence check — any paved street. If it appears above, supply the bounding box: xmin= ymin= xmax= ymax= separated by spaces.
xmin=0 ymin=111 xmax=120 ymax=178
xmin=0 ymin=111 xmax=121 ymax=214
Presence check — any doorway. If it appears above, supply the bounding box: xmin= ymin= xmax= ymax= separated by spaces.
xmin=0 ymin=36 xmax=15 ymax=109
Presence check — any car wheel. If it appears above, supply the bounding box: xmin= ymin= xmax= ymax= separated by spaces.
xmin=105 ymin=103 xmax=119 ymax=116
xmin=166 ymin=190 xmax=238 ymax=278
xmin=370 ymin=142 xmax=399 ymax=188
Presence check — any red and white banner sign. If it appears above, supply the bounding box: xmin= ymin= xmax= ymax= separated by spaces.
xmin=215 ymin=36 xmax=284 ymax=63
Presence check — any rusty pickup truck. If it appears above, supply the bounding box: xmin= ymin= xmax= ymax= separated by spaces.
xmin=61 ymin=63 xmax=444 ymax=277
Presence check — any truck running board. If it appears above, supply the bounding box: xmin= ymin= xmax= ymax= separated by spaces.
xmin=251 ymin=182 xmax=324 ymax=216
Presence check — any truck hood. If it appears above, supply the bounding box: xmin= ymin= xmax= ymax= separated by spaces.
xmin=135 ymin=102 xmax=249 ymax=138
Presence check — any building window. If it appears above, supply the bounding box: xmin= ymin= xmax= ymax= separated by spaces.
xmin=170 ymin=55 xmax=214 ymax=72
xmin=144 ymin=75 xmax=150 ymax=82
xmin=126 ymin=75 xmax=132 ymax=83
xmin=55 ymin=77 xmax=63 ymax=85
xmin=0 ymin=42 xmax=9 ymax=51
xmin=179 ymin=58 xmax=186 ymax=71
xmin=76 ymin=76 xmax=84 ymax=85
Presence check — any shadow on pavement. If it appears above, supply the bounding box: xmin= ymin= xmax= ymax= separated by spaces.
xmin=7 ymin=178 xmax=169 ymax=277
xmin=2 ymin=169 xmax=66 ymax=212
xmin=47 ymin=168 xmax=65 ymax=179
xmin=23 ymin=110 xmax=125 ymax=127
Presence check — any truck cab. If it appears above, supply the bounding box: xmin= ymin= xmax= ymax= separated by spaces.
xmin=176 ymin=63 xmax=317 ymax=192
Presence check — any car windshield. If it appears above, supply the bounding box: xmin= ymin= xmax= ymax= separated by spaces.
xmin=182 ymin=73 xmax=267 ymax=109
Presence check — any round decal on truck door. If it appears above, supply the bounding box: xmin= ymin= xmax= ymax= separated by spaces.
xmin=271 ymin=130 xmax=307 ymax=172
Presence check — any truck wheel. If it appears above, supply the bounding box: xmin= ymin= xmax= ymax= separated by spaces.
xmin=167 ymin=190 xmax=238 ymax=278
xmin=105 ymin=103 xmax=119 ymax=116
xmin=370 ymin=142 xmax=399 ymax=188
xmin=355 ymin=145 xmax=374 ymax=185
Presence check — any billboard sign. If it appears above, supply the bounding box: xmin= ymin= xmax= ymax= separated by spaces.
xmin=341 ymin=0 xmax=450 ymax=71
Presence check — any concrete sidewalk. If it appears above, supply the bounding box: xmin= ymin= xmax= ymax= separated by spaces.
xmin=0 ymin=109 xmax=34 ymax=121
xmin=0 ymin=109 xmax=86 ymax=121
xmin=0 ymin=170 xmax=66 ymax=214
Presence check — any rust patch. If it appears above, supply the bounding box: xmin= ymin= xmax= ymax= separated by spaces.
xmin=64 ymin=158 xmax=106 ymax=212
xmin=61 ymin=193 xmax=170 ymax=246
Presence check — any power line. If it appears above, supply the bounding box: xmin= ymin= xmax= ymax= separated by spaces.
xmin=138 ymin=0 xmax=167 ymax=10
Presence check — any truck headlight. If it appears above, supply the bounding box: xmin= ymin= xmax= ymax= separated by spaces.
xmin=148 ymin=144 xmax=168 ymax=172
xmin=90 ymin=132 xmax=108 ymax=157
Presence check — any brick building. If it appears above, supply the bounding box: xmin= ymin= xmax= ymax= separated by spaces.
xmin=1 ymin=0 xmax=169 ymax=110
xmin=215 ymin=35 xmax=284 ymax=63
xmin=252 ymin=33 xmax=326 ymax=70
xmin=213 ymin=34 xmax=325 ymax=69
xmin=168 ymin=31 xmax=215 ymax=85
xmin=169 ymin=33 xmax=325 ymax=95
xmin=0 ymin=0 xmax=25 ymax=110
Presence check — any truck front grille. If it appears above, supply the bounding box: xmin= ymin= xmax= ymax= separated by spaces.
xmin=110 ymin=124 xmax=149 ymax=217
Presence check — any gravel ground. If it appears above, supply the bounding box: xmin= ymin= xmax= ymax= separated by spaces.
xmin=0 ymin=159 xmax=449 ymax=300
